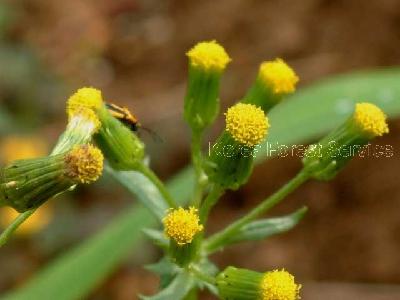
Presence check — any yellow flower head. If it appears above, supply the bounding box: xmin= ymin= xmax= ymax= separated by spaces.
xmin=67 ymin=87 xmax=103 ymax=118
xmin=163 ymin=207 xmax=203 ymax=246
xmin=187 ymin=40 xmax=231 ymax=72
xmin=353 ymin=102 xmax=389 ymax=137
xmin=0 ymin=204 xmax=53 ymax=235
xmin=65 ymin=144 xmax=104 ymax=184
xmin=1 ymin=136 xmax=47 ymax=164
xmin=260 ymin=269 xmax=301 ymax=300
xmin=225 ymin=103 xmax=269 ymax=146
xmin=259 ymin=58 xmax=299 ymax=94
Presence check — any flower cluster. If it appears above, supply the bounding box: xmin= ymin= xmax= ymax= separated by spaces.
xmin=0 ymin=39 xmax=392 ymax=300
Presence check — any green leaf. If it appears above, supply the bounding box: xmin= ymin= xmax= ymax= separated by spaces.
xmin=107 ymin=166 xmax=168 ymax=220
xmin=142 ymin=228 xmax=169 ymax=249
xmin=4 ymin=68 xmax=400 ymax=300
xmin=144 ymin=257 xmax=178 ymax=277
xmin=225 ymin=207 xmax=307 ymax=245
xmin=140 ymin=273 xmax=195 ymax=300
xmin=194 ymin=259 xmax=219 ymax=295
xmin=145 ymin=257 xmax=179 ymax=289
xmin=1 ymin=205 xmax=152 ymax=300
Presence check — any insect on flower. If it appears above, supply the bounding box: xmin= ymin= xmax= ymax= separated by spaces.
xmin=105 ymin=102 xmax=140 ymax=132
xmin=105 ymin=102 xmax=162 ymax=142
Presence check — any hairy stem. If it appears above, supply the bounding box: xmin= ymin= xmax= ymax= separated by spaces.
xmin=205 ymin=169 xmax=310 ymax=253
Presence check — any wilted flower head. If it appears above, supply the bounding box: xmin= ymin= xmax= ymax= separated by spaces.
xmin=64 ymin=144 xmax=104 ymax=184
xmin=67 ymin=87 xmax=103 ymax=118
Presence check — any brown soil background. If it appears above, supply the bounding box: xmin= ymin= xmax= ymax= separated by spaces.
xmin=1 ymin=0 xmax=400 ymax=299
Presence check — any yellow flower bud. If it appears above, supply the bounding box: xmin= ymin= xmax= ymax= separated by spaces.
xmin=163 ymin=207 xmax=203 ymax=246
xmin=260 ymin=269 xmax=301 ymax=300
xmin=217 ymin=267 xmax=301 ymax=300
xmin=225 ymin=103 xmax=269 ymax=147
xmin=187 ymin=40 xmax=231 ymax=72
xmin=258 ymin=59 xmax=299 ymax=95
xmin=353 ymin=102 xmax=389 ymax=138
xmin=184 ymin=41 xmax=231 ymax=131
xmin=303 ymin=102 xmax=389 ymax=181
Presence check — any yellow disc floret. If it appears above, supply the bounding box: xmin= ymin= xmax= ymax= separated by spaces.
xmin=259 ymin=58 xmax=299 ymax=94
xmin=163 ymin=207 xmax=203 ymax=246
xmin=65 ymin=144 xmax=104 ymax=184
xmin=67 ymin=87 xmax=103 ymax=118
xmin=260 ymin=269 xmax=301 ymax=300
xmin=187 ymin=40 xmax=231 ymax=72
xmin=225 ymin=103 xmax=269 ymax=146
xmin=353 ymin=102 xmax=389 ymax=137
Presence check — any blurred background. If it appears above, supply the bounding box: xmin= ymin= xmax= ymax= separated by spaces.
xmin=0 ymin=0 xmax=399 ymax=299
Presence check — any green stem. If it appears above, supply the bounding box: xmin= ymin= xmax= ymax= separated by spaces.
xmin=0 ymin=209 xmax=36 ymax=246
xmin=199 ymin=185 xmax=224 ymax=224
xmin=205 ymin=169 xmax=310 ymax=253
xmin=183 ymin=288 xmax=198 ymax=300
xmin=191 ymin=130 xmax=207 ymax=207
xmin=137 ymin=163 xmax=177 ymax=208
xmin=189 ymin=265 xmax=216 ymax=285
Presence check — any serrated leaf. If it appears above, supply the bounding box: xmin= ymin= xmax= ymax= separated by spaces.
xmin=225 ymin=207 xmax=307 ymax=245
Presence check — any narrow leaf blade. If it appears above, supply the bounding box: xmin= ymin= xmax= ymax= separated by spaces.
xmin=226 ymin=207 xmax=307 ymax=245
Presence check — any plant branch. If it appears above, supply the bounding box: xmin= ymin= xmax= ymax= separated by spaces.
xmin=189 ymin=265 xmax=216 ymax=285
xmin=199 ymin=185 xmax=224 ymax=224
xmin=205 ymin=169 xmax=310 ymax=253
xmin=0 ymin=209 xmax=36 ymax=246
xmin=191 ymin=129 xmax=207 ymax=207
